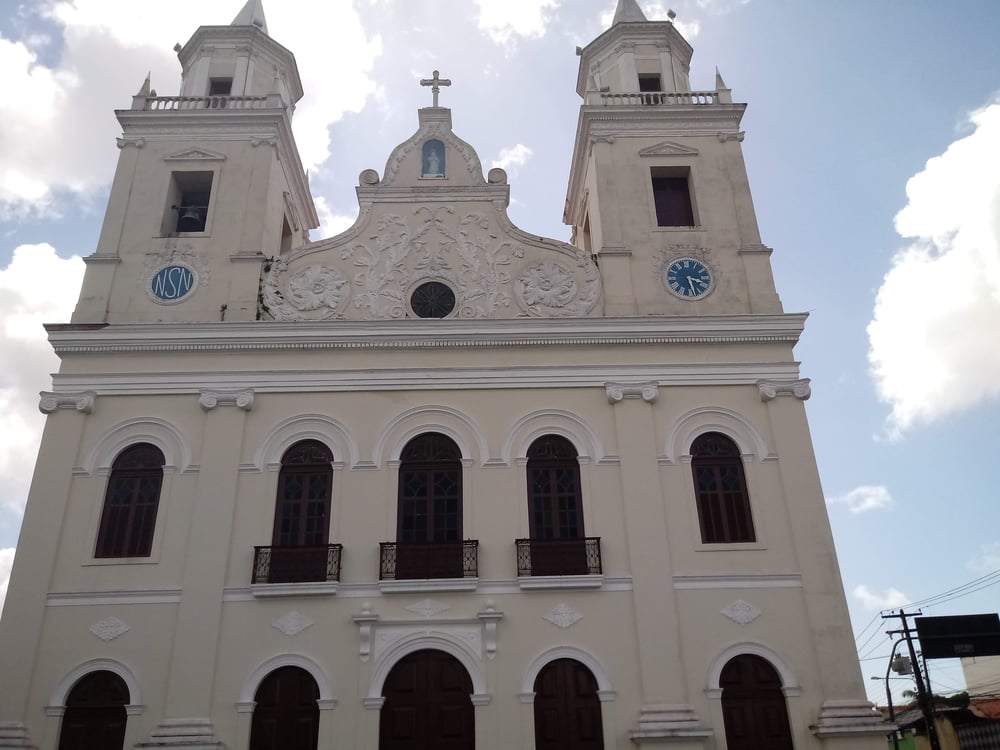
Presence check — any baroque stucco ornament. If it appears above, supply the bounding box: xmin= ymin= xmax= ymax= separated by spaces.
xmin=90 ymin=616 xmax=130 ymax=642
xmin=262 ymin=207 xmax=600 ymax=320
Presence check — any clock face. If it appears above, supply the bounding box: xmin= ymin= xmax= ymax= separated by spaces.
xmin=664 ymin=257 xmax=713 ymax=299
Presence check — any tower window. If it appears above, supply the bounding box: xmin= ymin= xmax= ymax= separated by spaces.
xmin=95 ymin=443 xmax=164 ymax=558
xmin=163 ymin=171 xmax=214 ymax=234
xmin=209 ymin=78 xmax=232 ymax=96
xmin=690 ymin=432 xmax=755 ymax=544
xmin=638 ymin=74 xmax=661 ymax=92
xmin=651 ymin=167 xmax=695 ymax=227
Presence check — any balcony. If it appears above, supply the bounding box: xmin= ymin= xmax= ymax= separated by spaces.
xmin=379 ymin=541 xmax=479 ymax=593
xmin=515 ymin=538 xmax=603 ymax=589
xmin=135 ymin=94 xmax=276 ymax=112
xmin=595 ymin=90 xmax=723 ymax=107
xmin=251 ymin=544 xmax=342 ymax=593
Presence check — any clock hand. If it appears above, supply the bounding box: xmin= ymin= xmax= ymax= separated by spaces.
xmin=688 ymin=277 xmax=698 ymax=293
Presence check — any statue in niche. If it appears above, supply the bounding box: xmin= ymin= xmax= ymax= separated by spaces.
xmin=422 ymin=140 xmax=445 ymax=177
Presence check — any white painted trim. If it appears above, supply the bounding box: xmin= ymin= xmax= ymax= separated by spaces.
xmin=379 ymin=578 xmax=479 ymax=594
xmin=368 ymin=633 xmax=487 ymax=699
xmin=705 ymin=642 xmax=799 ymax=692
xmin=252 ymin=414 xmax=360 ymax=470
xmin=250 ymin=582 xmax=339 ymax=597
xmin=672 ymin=574 xmax=801 ymax=589
xmin=77 ymin=417 xmax=193 ymax=476
xmin=47 ymin=589 xmax=182 ymax=606
xmin=503 ymin=409 xmax=606 ymax=465
xmin=51 ymin=362 xmax=803 ymax=395
xmin=373 ymin=405 xmax=489 ymax=467
xmin=50 ymin=658 xmax=143 ymax=710
xmin=517 ymin=575 xmax=604 ymax=590
xmin=239 ymin=654 xmax=333 ymax=704
xmin=521 ymin=646 xmax=614 ymax=695
xmin=662 ymin=405 xmax=772 ymax=464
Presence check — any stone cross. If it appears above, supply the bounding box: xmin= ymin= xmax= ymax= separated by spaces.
xmin=420 ymin=70 xmax=452 ymax=107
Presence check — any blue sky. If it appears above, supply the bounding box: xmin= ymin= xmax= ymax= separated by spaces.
xmin=1 ymin=0 xmax=998 ymax=707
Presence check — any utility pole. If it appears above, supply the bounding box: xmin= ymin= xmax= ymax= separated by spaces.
xmin=883 ymin=610 xmax=942 ymax=750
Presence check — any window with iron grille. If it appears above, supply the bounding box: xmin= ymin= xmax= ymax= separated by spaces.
xmin=527 ymin=435 xmax=583 ymax=540
xmin=272 ymin=440 xmax=333 ymax=548
xmin=691 ymin=432 xmax=756 ymax=543
xmin=95 ymin=443 xmax=164 ymax=558
xmin=397 ymin=433 xmax=462 ymax=544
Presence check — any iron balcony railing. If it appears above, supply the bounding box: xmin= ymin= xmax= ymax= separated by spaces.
xmin=252 ymin=544 xmax=342 ymax=584
xmin=379 ymin=540 xmax=479 ymax=580
xmin=515 ymin=537 xmax=602 ymax=577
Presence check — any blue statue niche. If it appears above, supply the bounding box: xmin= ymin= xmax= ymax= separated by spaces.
xmin=422 ymin=139 xmax=445 ymax=178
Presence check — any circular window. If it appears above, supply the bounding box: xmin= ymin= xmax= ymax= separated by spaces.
xmin=410 ymin=281 xmax=456 ymax=318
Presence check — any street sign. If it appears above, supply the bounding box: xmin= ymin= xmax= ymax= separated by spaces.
xmin=915 ymin=613 xmax=1000 ymax=659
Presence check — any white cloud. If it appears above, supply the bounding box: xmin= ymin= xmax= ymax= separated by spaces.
xmin=492 ymin=144 xmax=534 ymax=178
xmin=0 ymin=547 xmax=14 ymax=616
xmin=868 ymin=102 xmax=1000 ymax=437
xmin=0 ymin=1 xmax=381 ymax=213
xmin=313 ymin=196 xmax=358 ymax=239
xmin=967 ymin=541 xmax=1000 ymax=573
xmin=827 ymin=484 xmax=894 ymax=514
xmin=853 ymin=584 xmax=909 ymax=610
xmin=0 ymin=245 xmax=85 ymax=519
xmin=475 ymin=0 xmax=560 ymax=46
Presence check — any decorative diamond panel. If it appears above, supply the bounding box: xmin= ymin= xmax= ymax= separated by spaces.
xmin=272 ymin=611 xmax=314 ymax=636
xmin=543 ymin=603 xmax=583 ymax=629
xmin=405 ymin=598 xmax=450 ymax=618
xmin=721 ymin=599 xmax=761 ymax=625
xmin=90 ymin=616 xmax=130 ymax=642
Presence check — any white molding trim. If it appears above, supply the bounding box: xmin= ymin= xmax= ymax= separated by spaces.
xmin=253 ymin=414 xmax=360 ymax=470
xmin=39 ymin=390 xmax=95 ymax=414
xmin=504 ymin=408 xmax=606 ymax=465
xmin=379 ymin=578 xmax=479 ymax=594
xmin=50 ymin=658 xmax=143 ymax=711
xmin=521 ymin=646 xmax=614 ymax=695
xmin=367 ymin=633 xmax=487 ymax=700
xmin=661 ymin=405 xmax=773 ymax=465
xmin=373 ymin=405 xmax=489 ymax=467
xmin=705 ymin=642 xmax=799 ymax=692
xmin=239 ymin=654 xmax=333 ymax=705
xmin=46 ymin=314 xmax=808 ymax=354
xmin=77 ymin=417 xmax=193 ymax=476
xmin=47 ymin=589 xmax=182 ymax=606
xmin=251 ymin=582 xmax=339 ymax=598
xmin=672 ymin=573 xmax=802 ymax=589
xmin=519 ymin=575 xmax=604 ymax=590
xmin=605 ymin=381 xmax=659 ymax=404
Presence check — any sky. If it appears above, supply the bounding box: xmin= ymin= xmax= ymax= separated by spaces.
xmin=1 ymin=0 xmax=999 ymax=708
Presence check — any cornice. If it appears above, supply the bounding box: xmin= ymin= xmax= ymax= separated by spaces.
xmin=51 ymin=362 xmax=804 ymax=396
xmin=46 ymin=314 xmax=807 ymax=354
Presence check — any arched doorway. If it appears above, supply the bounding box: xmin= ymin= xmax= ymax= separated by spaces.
xmin=720 ymin=654 xmax=793 ymax=750
xmin=533 ymin=658 xmax=604 ymax=750
xmin=380 ymin=649 xmax=474 ymax=750
xmin=248 ymin=666 xmax=320 ymax=750
xmin=57 ymin=670 xmax=129 ymax=750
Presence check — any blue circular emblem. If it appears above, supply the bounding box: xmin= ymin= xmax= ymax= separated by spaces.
xmin=664 ymin=257 xmax=713 ymax=299
xmin=149 ymin=264 xmax=197 ymax=303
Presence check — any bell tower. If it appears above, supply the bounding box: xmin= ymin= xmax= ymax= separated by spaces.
xmin=72 ymin=0 xmax=318 ymax=324
xmin=565 ymin=0 xmax=781 ymax=317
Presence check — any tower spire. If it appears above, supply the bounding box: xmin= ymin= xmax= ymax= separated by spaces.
xmin=612 ymin=0 xmax=648 ymax=24
xmin=232 ymin=0 xmax=268 ymax=34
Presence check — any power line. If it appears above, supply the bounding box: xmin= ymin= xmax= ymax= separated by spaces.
xmin=898 ymin=569 xmax=1000 ymax=610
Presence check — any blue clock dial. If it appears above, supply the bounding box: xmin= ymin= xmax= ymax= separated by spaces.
xmin=665 ymin=257 xmax=712 ymax=299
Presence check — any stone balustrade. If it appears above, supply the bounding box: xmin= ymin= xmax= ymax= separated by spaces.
xmin=597 ymin=90 xmax=724 ymax=106
xmin=135 ymin=94 xmax=276 ymax=111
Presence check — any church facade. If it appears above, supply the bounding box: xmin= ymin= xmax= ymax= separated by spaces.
xmin=0 ymin=1 xmax=887 ymax=748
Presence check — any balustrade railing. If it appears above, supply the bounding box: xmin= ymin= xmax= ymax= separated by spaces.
xmin=141 ymin=95 xmax=273 ymax=111
xmin=515 ymin=537 xmax=602 ymax=577
xmin=379 ymin=540 xmax=479 ymax=580
xmin=252 ymin=544 xmax=342 ymax=584
xmin=599 ymin=91 xmax=720 ymax=106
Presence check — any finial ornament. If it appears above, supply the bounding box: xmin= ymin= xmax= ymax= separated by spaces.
xmin=419 ymin=70 xmax=452 ymax=107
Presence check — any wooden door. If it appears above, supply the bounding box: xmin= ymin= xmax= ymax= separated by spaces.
xmin=380 ymin=650 xmax=474 ymax=750
xmin=533 ymin=659 xmax=604 ymax=750
xmin=57 ymin=671 xmax=128 ymax=750
xmin=249 ymin=666 xmax=320 ymax=750
xmin=720 ymin=654 xmax=794 ymax=750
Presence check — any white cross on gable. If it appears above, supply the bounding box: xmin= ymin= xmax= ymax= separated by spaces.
xmin=419 ymin=70 xmax=452 ymax=107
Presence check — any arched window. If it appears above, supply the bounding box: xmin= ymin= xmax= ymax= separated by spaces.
xmin=57 ymin=670 xmax=129 ymax=750
xmin=720 ymin=654 xmax=793 ymax=750
xmin=690 ymin=432 xmax=755 ymax=543
xmin=273 ymin=440 xmax=333 ymax=548
xmin=95 ymin=443 xmax=164 ymax=558
xmin=533 ymin=658 xmax=604 ymax=750
xmin=249 ymin=666 xmax=320 ymax=750
xmin=264 ymin=441 xmax=334 ymax=584
xmin=393 ymin=433 xmax=464 ymax=579
xmin=520 ymin=435 xmax=592 ymax=576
